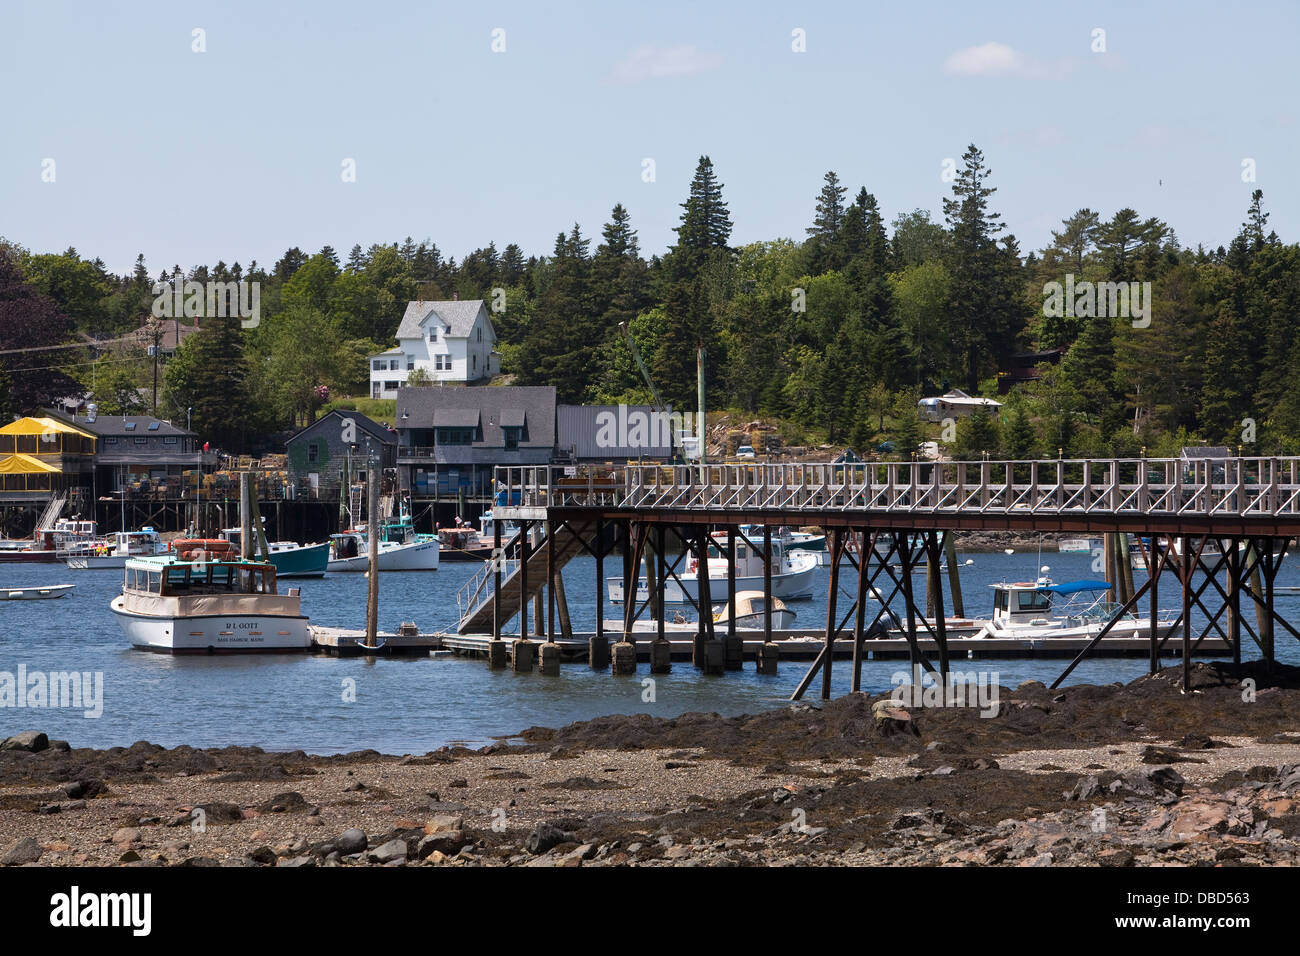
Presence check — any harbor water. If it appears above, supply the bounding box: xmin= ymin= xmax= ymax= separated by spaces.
xmin=3 ymin=549 xmax=1299 ymax=755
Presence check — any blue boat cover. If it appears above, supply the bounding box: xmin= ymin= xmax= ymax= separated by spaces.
xmin=1043 ymin=579 xmax=1113 ymax=594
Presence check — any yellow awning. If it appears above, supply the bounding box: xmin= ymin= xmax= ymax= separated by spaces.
xmin=0 ymin=416 xmax=95 ymax=440
xmin=0 ymin=454 xmax=61 ymax=474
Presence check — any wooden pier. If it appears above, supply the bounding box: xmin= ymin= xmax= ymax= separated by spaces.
xmin=453 ymin=458 xmax=1300 ymax=699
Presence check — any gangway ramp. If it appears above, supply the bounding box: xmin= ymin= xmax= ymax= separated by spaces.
xmin=455 ymin=519 xmax=596 ymax=634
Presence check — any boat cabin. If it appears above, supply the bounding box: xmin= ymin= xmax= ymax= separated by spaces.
xmin=123 ymin=554 xmax=280 ymax=597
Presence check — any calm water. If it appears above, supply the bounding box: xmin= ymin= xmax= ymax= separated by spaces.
xmin=3 ymin=548 xmax=1298 ymax=755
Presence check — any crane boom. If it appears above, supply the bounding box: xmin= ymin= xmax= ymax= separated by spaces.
xmin=618 ymin=321 xmax=686 ymax=462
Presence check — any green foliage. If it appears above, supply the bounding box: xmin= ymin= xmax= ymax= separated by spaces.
xmin=11 ymin=157 xmax=1300 ymax=459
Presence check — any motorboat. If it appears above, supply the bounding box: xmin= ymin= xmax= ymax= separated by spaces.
xmin=975 ymin=577 xmax=1173 ymax=640
xmin=65 ymin=528 xmax=166 ymax=569
xmin=0 ymin=518 xmax=100 ymax=564
xmin=711 ymin=590 xmax=797 ymax=628
xmin=218 ymin=528 xmax=329 ymax=579
xmin=608 ymin=531 xmax=817 ymax=603
xmin=328 ymin=511 xmax=439 ymax=572
xmin=110 ymin=540 xmax=310 ymax=653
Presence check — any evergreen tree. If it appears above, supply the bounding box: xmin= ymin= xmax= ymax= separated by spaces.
xmin=672 ymin=156 xmax=732 ymax=267
xmin=942 ymin=144 xmax=1017 ymax=390
xmin=807 ymin=171 xmax=847 ymax=240
xmin=163 ymin=311 xmax=258 ymax=451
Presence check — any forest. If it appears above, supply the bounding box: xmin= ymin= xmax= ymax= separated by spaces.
xmin=2 ymin=143 xmax=1298 ymax=459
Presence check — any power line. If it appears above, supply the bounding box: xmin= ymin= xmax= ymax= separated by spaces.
xmin=0 ymin=334 xmax=137 ymax=357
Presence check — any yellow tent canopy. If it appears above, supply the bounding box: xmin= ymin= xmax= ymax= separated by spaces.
xmin=0 ymin=453 xmax=61 ymax=474
xmin=0 ymin=417 xmax=96 ymax=440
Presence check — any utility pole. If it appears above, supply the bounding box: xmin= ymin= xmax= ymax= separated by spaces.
xmin=147 ymin=318 xmax=163 ymax=414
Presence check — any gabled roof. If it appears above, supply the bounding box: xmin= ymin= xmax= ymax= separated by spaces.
xmin=287 ymin=409 xmax=396 ymax=446
xmin=395 ymin=300 xmax=492 ymax=342
xmin=397 ymin=386 xmax=555 ymax=449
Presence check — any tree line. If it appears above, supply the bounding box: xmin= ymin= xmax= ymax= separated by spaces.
xmin=1 ymin=145 xmax=1297 ymax=457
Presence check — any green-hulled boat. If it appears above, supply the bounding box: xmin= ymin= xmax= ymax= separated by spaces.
xmin=220 ymin=529 xmax=330 ymax=579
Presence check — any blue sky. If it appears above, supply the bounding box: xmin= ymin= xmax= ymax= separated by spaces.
xmin=2 ymin=0 xmax=1296 ymax=274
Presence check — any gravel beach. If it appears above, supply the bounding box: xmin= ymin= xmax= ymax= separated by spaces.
xmin=2 ymin=660 xmax=1299 ymax=867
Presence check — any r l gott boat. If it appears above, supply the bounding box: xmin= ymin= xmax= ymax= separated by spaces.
xmin=110 ymin=539 xmax=310 ymax=653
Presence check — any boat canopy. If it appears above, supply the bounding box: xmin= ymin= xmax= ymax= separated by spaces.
xmin=1042 ymin=579 xmax=1113 ymax=595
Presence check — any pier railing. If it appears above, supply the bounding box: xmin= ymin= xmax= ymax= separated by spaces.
xmin=493 ymin=458 xmax=1300 ymax=520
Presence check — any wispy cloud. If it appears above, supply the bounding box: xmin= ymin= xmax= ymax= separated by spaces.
xmin=943 ymin=42 xmax=1074 ymax=80
xmin=606 ymin=45 xmax=723 ymax=85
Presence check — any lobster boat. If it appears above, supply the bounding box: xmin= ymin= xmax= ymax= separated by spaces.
xmin=110 ymin=539 xmax=310 ymax=654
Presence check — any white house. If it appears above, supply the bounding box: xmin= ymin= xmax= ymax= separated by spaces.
xmin=369 ymin=299 xmax=502 ymax=399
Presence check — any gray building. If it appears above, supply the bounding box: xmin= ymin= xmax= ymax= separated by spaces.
xmin=45 ymin=408 xmax=200 ymax=492
xmin=395 ymin=386 xmax=556 ymax=498
xmin=285 ymin=410 xmax=397 ymax=497
xmin=557 ymin=404 xmax=674 ymax=462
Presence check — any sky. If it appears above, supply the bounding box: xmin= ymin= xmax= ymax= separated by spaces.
xmin=2 ymin=0 xmax=1296 ymax=275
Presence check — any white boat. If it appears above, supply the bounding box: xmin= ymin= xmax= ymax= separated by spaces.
xmin=608 ymin=532 xmax=817 ymax=603
xmin=110 ymin=541 xmax=310 ymax=653
xmin=711 ymin=591 xmax=797 ymax=628
xmin=1058 ymin=537 xmax=1100 ymax=553
xmin=65 ymin=529 xmax=166 ymax=569
xmin=976 ymin=577 xmax=1173 ymax=640
xmin=327 ymin=512 xmax=439 ymax=572
xmin=1 ymin=583 xmax=75 ymax=601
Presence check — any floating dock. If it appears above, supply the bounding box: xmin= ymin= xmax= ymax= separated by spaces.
xmin=310 ymin=625 xmax=1231 ymax=661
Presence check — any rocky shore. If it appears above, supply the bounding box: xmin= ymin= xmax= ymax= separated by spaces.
xmin=2 ymin=660 xmax=1299 ymax=867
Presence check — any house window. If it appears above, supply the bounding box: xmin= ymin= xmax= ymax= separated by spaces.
xmin=407 ymin=359 xmax=414 ymax=370
xmin=163 ymin=437 xmax=177 ymax=445
xmin=373 ymin=359 xmax=384 ymax=371
xmin=429 ymin=328 xmax=437 ymax=342
xmin=307 ymin=442 xmax=319 ymax=464
xmin=134 ymin=437 xmax=146 ymax=445
xmin=434 ymin=355 xmax=450 ymax=371
xmin=503 ymin=427 xmax=520 ymax=450
xmin=390 ymin=359 xmax=399 ymax=371
xmin=435 ymin=427 xmax=474 ymax=446
xmin=477 ymin=328 xmax=482 ymax=342
xmin=472 ymin=355 xmax=477 ymax=372
xmin=105 ymin=436 xmax=118 ymax=444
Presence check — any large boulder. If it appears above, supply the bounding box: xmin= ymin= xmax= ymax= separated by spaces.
xmin=335 ymin=828 xmax=368 ymax=855
xmin=1 ymin=732 xmax=48 ymax=753
xmin=1 ymin=838 xmax=43 ymax=865
xmin=524 ymin=823 xmax=575 ymax=856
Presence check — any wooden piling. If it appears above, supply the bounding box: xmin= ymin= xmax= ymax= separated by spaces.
xmin=364 ymin=463 xmax=380 ymax=650
xmin=821 ymin=529 xmax=842 ymax=700
xmin=852 ymin=528 xmax=868 ymax=693
xmin=944 ymin=531 xmax=965 ymax=618
xmin=590 ymin=518 xmax=607 ymax=669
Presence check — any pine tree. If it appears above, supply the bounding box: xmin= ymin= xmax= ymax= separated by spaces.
xmin=942 ymin=144 xmax=1016 ymax=390
xmin=807 ymin=171 xmax=846 ymax=240
xmin=673 ymin=156 xmax=732 ymax=258
xmin=345 ymin=244 xmax=367 ymax=274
